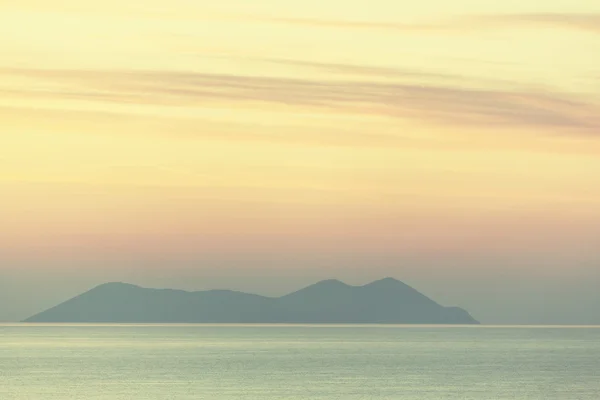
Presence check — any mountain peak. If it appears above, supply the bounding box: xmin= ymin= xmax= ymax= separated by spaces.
xmin=373 ymin=277 xmax=401 ymax=284
xmin=100 ymin=282 xmax=134 ymax=287
xmin=363 ymin=277 xmax=405 ymax=288
xmin=93 ymin=282 xmax=141 ymax=290
xmin=318 ymin=279 xmax=350 ymax=287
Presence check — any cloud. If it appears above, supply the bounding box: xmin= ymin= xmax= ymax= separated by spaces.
xmin=259 ymin=58 xmax=514 ymax=89
xmin=244 ymin=15 xmax=433 ymax=32
xmin=1 ymin=67 xmax=599 ymax=134
xmin=261 ymin=58 xmax=460 ymax=80
xmin=474 ymin=13 xmax=600 ymax=33
xmin=247 ymin=13 xmax=600 ymax=34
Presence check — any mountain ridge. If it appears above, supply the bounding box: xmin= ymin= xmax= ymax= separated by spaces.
xmin=24 ymin=278 xmax=479 ymax=324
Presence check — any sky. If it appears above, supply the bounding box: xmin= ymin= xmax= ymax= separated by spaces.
xmin=1 ymin=0 xmax=600 ymax=324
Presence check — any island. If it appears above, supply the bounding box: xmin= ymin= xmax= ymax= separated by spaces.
xmin=24 ymin=277 xmax=479 ymax=324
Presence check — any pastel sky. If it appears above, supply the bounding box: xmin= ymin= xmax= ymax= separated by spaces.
xmin=1 ymin=0 xmax=600 ymax=323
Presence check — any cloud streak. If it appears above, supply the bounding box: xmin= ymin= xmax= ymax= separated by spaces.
xmin=2 ymin=67 xmax=599 ymax=134
xmin=477 ymin=13 xmax=600 ymax=33
xmin=248 ymin=13 xmax=600 ymax=34
xmin=261 ymin=58 xmax=464 ymax=80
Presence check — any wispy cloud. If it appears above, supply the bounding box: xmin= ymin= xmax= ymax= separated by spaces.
xmin=259 ymin=58 xmax=513 ymax=89
xmin=2 ymin=67 xmax=599 ymax=134
xmin=261 ymin=58 xmax=460 ymax=80
xmin=248 ymin=13 xmax=600 ymax=34
xmin=475 ymin=13 xmax=600 ymax=33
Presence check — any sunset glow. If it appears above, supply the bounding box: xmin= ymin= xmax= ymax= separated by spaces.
xmin=2 ymin=0 xmax=600 ymax=323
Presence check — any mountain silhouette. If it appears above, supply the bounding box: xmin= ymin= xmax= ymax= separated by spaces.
xmin=24 ymin=278 xmax=479 ymax=324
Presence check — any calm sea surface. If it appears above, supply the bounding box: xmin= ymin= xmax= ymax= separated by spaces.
xmin=1 ymin=324 xmax=599 ymax=399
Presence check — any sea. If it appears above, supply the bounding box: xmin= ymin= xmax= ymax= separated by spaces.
xmin=1 ymin=324 xmax=599 ymax=399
